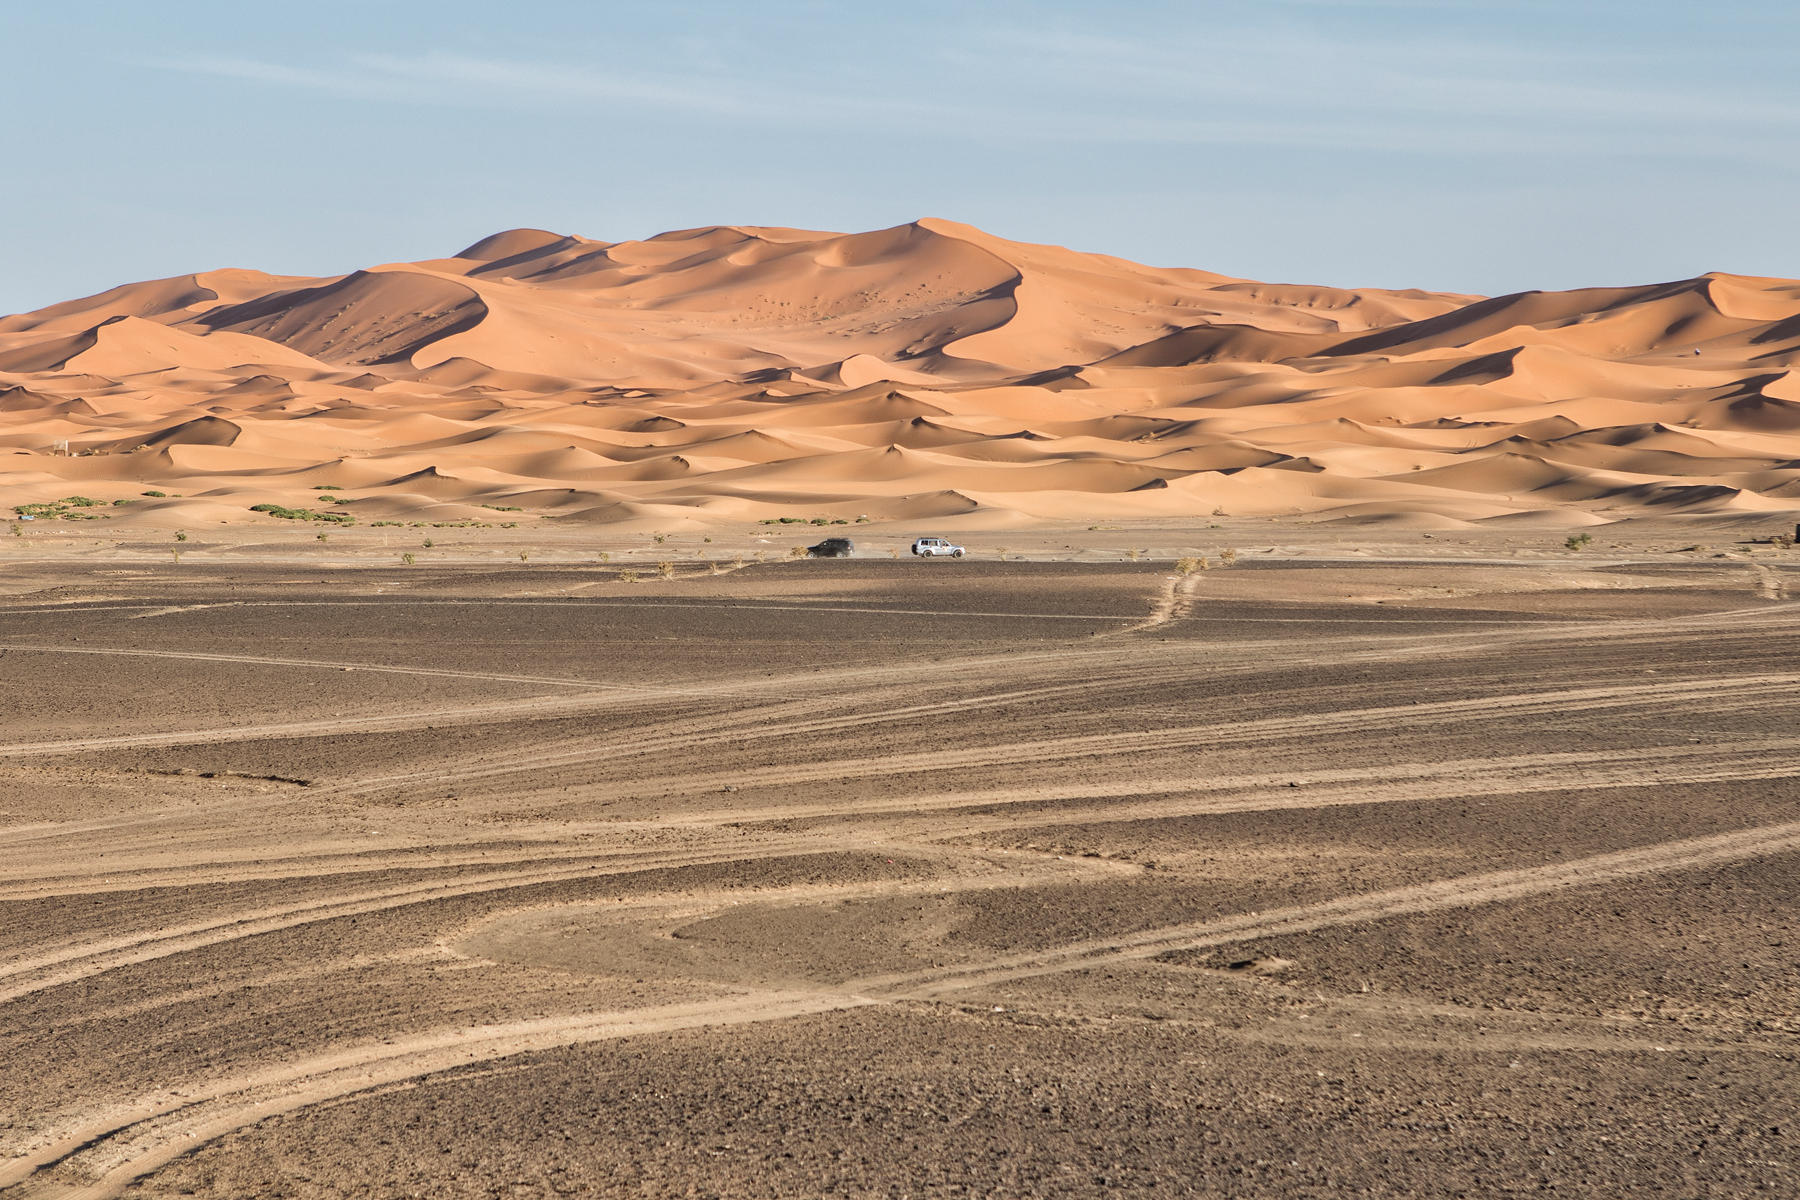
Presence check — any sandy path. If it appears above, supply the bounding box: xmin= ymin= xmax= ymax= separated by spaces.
xmin=8 ymin=817 xmax=1796 ymax=1200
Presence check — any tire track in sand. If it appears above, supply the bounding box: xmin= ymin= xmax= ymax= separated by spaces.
xmin=8 ymin=818 xmax=1798 ymax=1200
xmin=1094 ymin=570 xmax=1200 ymax=639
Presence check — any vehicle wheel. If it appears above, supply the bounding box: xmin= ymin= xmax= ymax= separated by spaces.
xmin=952 ymin=548 xmax=963 ymax=558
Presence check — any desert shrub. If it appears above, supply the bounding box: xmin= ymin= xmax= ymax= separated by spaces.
xmin=174 ymin=531 xmax=188 ymax=542
xmin=657 ymin=560 xmax=675 ymax=578
xmin=789 ymin=544 xmax=808 ymax=558
xmin=1125 ymin=548 xmax=1141 ymax=561
xmin=1565 ymin=532 xmax=1593 ymax=551
xmin=422 ymin=538 xmax=434 ymax=548
xmin=483 ymin=504 xmax=523 ymax=512
xmin=111 ymin=498 xmax=134 ymax=506
xmin=248 ymin=503 xmax=352 ymax=525
xmin=316 ymin=531 xmax=328 ymax=542
xmin=142 ymin=490 xmax=166 ymax=498
xmin=1175 ymin=556 xmax=1200 ymax=576
xmin=1220 ymin=547 xmax=1238 ymax=565
xmin=401 ymin=552 xmax=415 ymax=566
xmin=620 ymin=568 xmax=640 ymax=583
xmin=597 ymin=551 xmax=611 ymax=562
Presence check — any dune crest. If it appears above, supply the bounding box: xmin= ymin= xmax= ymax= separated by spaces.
xmin=3 ymin=221 xmax=1800 ymax=525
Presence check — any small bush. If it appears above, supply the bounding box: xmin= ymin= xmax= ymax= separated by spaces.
xmin=657 ymin=560 xmax=675 ymax=578
xmin=422 ymin=538 xmax=434 ymax=549
xmin=174 ymin=530 xmax=188 ymax=542
xmin=1220 ymin=548 xmax=1238 ymax=565
xmin=620 ymin=568 xmax=640 ymax=583
xmin=111 ymin=498 xmax=134 ymax=506
xmin=1125 ymin=548 xmax=1141 ymax=561
xmin=316 ymin=531 xmax=328 ymax=542
xmin=401 ymin=552 xmax=416 ymax=566
xmin=789 ymin=544 xmax=809 ymax=558
xmin=248 ymin=503 xmax=352 ymax=525
xmin=653 ymin=533 xmax=666 ymax=544
xmin=142 ymin=490 xmax=166 ymax=498
xmin=483 ymin=504 xmax=523 ymax=512
xmin=1565 ymin=532 xmax=1593 ymax=551
xmin=1175 ymin=556 xmax=1200 ymax=576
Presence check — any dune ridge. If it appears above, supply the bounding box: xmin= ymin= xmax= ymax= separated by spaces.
xmin=3 ymin=220 xmax=1799 ymax=528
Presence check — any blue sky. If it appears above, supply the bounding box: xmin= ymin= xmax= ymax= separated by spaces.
xmin=6 ymin=0 xmax=1799 ymax=314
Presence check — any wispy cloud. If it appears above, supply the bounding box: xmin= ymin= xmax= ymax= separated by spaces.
xmin=147 ymin=17 xmax=1800 ymax=167
xmin=151 ymin=50 xmax=754 ymax=115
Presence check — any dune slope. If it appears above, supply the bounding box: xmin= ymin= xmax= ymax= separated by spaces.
xmin=3 ymin=222 xmax=1799 ymax=527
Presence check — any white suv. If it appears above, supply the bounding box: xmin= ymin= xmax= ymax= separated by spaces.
xmin=911 ymin=536 xmax=965 ymax=558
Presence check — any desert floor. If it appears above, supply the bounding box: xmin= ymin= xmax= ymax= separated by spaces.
xmin=3 ymin=519 xmax=1798 ymax=1198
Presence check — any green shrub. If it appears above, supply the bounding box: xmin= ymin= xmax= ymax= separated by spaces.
xmin=248 ymin=503 xmax=353 ymax=525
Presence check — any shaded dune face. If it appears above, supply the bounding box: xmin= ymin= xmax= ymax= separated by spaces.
xmin=1 ymin=221 xmax=1799 ymax=526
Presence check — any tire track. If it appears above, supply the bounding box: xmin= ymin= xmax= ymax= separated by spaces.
xmin=1095 ymin=571 xmax=1200 ymax=639
xmin=1747 ymin=560 xmax=1789 ymax=602
xmin=662 ymin=736 xmax=1800 ymax=833
xmin=870 ymin=817 xmax=1800 ymax=998
xmin=0 ymin=842 xmax=833 ymax=1006
xmin=0 ymin=836 xmax=1132 ymax=1005
xmin=11 ymin=818 xmax=1798 ymax=1200
xmin=578 ymin=674 xmax=1800 ymax=798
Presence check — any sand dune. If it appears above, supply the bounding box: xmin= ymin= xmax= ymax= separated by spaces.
xmin=3 ymin=221 xmax=1799 ymax=527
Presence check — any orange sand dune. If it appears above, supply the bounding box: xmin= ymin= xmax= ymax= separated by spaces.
xmin=3 ymin=220 xmax=1800 ymax=527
